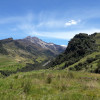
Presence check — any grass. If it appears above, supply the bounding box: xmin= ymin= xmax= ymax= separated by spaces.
xmin=0 ymin=55 xmax=16 ymax=66
xmin=36 ymin=56 xmax=47 ymax=63
xmin=0 ymin=70 xmax=100 ymax=100
xmin=53 ymin=51 xmax=100 ymax=72
xmin=0 ymin=55 xmax=26 ymax=72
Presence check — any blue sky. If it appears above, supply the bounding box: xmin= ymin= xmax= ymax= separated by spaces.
xmin=0 ymin=0 xmax=100 ymax=45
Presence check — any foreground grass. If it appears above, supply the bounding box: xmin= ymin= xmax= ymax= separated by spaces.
xmin=0 ymin=70 xmax=100 ymax=100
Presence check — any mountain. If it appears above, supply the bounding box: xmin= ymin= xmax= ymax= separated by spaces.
xmin=51 ymin=33 xmax=100 ymax=73
xmin=0 ymin=36 xmax=66 ymax=72
xmin=24 ymin=36 xmax=66 ymax=54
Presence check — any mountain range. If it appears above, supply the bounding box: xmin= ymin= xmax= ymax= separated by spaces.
xmin=0 ymin=36 xmax=66 ymax=72
xmin=0 ymin=33 xmax=100 ymax=75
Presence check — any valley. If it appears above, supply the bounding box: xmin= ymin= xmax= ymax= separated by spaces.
xmin=0 ymin=33 xmax=100 ymax=100
xmin=1 ymin=0 xmax=100 ymax=99
xmin=0 ymin=36 xmax=65 ymax=74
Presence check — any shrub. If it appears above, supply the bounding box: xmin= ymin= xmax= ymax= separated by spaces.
xmin=9 ymin=82 xmax=13 ymax=89
xmin=14 ymin=75 xmax=18 ymax=79
xmin=69 ymin=67 xmax=76 ymax=71
xmin=86 ymin=57 xmax=95 ymax=63
xmin=60 ymin=84 xmax=67 ymax=91
xmin=67 ymin=71 xmax=74 ymax=79
xmin=46 ymin=74 xmax=52 ymax=84
xmin=95 ymin=60 xmax=100 ymax=73
xmin=23 ymin=81 xmax=32 ymax=94
xmin=74 ymin=65 xmax=82 ymax=71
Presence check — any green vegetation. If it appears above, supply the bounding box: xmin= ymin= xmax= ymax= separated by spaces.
xmin=0 ymin=55 xmax=25 ymax=74
xmin=0 ymin=38 xmax=53 ymax=74
xmin=0 ymin=41 xmax=8 ymax=55
xmin=0 ymin=70 xmax=100 ymax=100
xmin=0 ymin=33 xmax=100 ymax=99
xmin=95 ymin=60 xmax=100 ymax=73
xmin=51 ymin=33 xmax=100 ymax=73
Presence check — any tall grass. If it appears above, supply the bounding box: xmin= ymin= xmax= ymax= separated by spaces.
xmin=0 ymin=70 xmax=100 ymax=100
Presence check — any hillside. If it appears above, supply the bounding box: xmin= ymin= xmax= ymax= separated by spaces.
xmin=0 ymin=37 xmax=65 ymax=72
xmin=51 ymin=33 xmax=100 ymax=73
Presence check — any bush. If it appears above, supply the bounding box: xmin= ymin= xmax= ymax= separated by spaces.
xmin=74 ymin=65 xmax=82 ymax=71
xmin=86 ymin=57 xmax=95 ymax=63
xmin=60 ymin=84 xmax=67 ymax=91
xmin=95 ymin=60 xmax=100 ymax=73
xmin=14 ymin=75 xmax=18 ymax=79
xmin=46 ymin=74 xmax=52 ymax=84
xmin=9 ymin=82 xmax=13 ymax=89
xmin=67 ymin=72 xmax=74 ymax=79
xmin=69 ymin=67 xmax=76 ymax=71
xmin=23 ymin=81 xmax=32 ymax=94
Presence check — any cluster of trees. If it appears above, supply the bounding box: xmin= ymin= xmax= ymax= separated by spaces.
xmin=51 ymin=33 xmax=97 ymax=68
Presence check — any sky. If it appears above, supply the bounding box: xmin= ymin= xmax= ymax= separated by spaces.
xmin=0 ymin=0 xmax=100 ymax=45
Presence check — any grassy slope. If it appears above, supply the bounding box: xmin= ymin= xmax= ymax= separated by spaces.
xmin=0 ymin=70 xmax=100 ymax=100
xmin=0 ymin=54 xmax=47 ymax=71
xmin=53 ymin=33 xmax=100 ymax=72
xmin=0 ymin=40 xmax=48 ymax=71
xmin=53 ymin=51 xmax=100 ymax=71
xmin=0 ymin=54 xmax=25 ymax=71
xmin=3 ymin=41 xmax=48 ymax=63
xmin=68 ymin=52 xmax=100 ymax=71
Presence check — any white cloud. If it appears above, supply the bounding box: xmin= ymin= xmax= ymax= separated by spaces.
xmin=65 ymin=20 xmax=80 ymax=26
xmin=37 ymin=21 xmax=63 ymax=28
xmin=0 ymin=13 xmax=34 ymax=24
xmin=29 ymin=28 xmax=100 ymax=40
xmin=1 ymin=12 xmax=100 ymax=41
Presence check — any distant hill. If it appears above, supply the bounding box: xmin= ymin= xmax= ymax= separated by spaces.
xmin=51 ymin=33 xmax=100 ymax=73
xmin=0 ymin=36 xmax=66 ymax=71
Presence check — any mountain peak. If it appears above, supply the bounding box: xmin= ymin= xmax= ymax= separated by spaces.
xmin=24 ymin=36 xmax=66 ymax=53
xmin=25 ymin=36 xmax=39 ymax=40
xmin=25 ymin=36 xmax=45 ymax=44
xmin=1 ymin=38 xmax=13 ymax=43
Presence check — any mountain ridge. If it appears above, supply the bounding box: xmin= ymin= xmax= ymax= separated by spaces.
xmin=24 ymin=36 xmax=66 ymax=53
xmin=0 ymin=36 xmax=66 ymax=71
